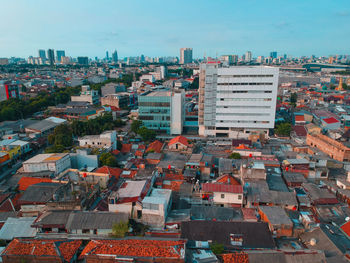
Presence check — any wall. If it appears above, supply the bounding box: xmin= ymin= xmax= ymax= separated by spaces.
xmin=212 ymin=192 xmax=243 ymax=206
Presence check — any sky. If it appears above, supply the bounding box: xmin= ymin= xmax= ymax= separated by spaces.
xmin=0 ymin=0 xmax=349 ymax=59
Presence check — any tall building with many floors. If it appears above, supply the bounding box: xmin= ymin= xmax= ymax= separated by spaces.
xmin=198 ymin=62 xmax=279 ymax=138
xmin=56 ymin=50 xmax=65 ymax=62
xmin=47 ymin=49 xmax=55 ymax=66
xmin=180 ymin=48 xmax=193 ymax=64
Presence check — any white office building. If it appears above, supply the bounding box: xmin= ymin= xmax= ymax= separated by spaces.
xmin=198 ymin=62 xmax=279 ymax=138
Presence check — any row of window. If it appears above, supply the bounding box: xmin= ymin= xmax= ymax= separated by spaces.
xmin=217 ymin=120 xmax=270 ymax=124
xmin=216 ymin=98 xmax=272 ymax=102
xmin=140 ymin=116 xmax=170 ymax=121
xmin=217 ymin=90 xmax=272 ymax=94
xmin=217 ymin=82 xmax=273 ymax=86
xmin=216 ymin=113 xmax=270 ymax=116
xmin=218 ymin=74 xmax=274 ymax=78
xmin=139 ymin=102 xmax=170 ymax=107
xmin=216 ymin=105 xmax=271 ymax=109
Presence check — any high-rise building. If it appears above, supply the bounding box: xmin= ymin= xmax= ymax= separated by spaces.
xmin=180 ymin=48 xmax=193 ymax=64
xmin=245 ymin=51 xmax=252 ymax=62
xmin=198 ymin=62 xmax=279 ymax=138
xmin=38 ymin=49 xmax=46 ymax=60
xmin=77 ymin=57 xmax=89 ymax=65
xmin=47 ymin=49 xmax=55 ymax=66
xmin=56 ymin=50 xmax=65 ymax=62
xmin=106 ymin=51 xmax=109 ymax=60
xmin=270 ymin=51 xmax=277 ymax=59
xmin=220 ymin=55 xmax=238 ymax=65
xmin=138 ymin=89 xmax=184 ymax=134
xmin=112 ymin=50 xmax=118 ymax=63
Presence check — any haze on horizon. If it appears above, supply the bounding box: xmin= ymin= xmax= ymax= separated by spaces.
xmin=0 ymin=0 xmax=349 ymax=59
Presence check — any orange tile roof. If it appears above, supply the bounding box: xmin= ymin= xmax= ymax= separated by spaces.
xmin=222 ymin=252 xmax=249 ymax=263
xmin=146 ymin=140 xmax=164 ymax=153
xmin=341 ymin=221 xmax=350 ymax=237
xmin=138 ymin=144 xmax=146 ymax=150
xmin=18 ymin=177 xmax=52 ymax=191
xmin=121 ymin=144 xmax=132 ymax=153
xmin=80 ymin=239 xmax=186 ymax=259
xmin=95 ymin=166 xmax=123 ymax=178
xmin=2 ymin=239 xmax=81 ymax=262
xmin=135 ymin=150 xmax=144 ymax=157
xmin=168 ymin=136 xmax=189 ymax=147
xmin=295 ymin=115 xmax=305 ymax=122
xmin=216 ymin=174 xmax=241 ymax=185
xmin=112 ymin=149 xmax=120 ymax=155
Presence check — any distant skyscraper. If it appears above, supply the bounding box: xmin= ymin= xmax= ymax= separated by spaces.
xmin=180 ymin=48 xmax=193 ymax=64
xmin=77 ymin=56 xmax=89 ymax=65
xmin=38 ymin=49 xmax=46 ymax=60
xmin=140 ymin=54 xmax=145 ymax=62
xmin=56 ymin=50 xmax=65 ymax=62
xmin=47 ymin=49 xmax=55 ymax=66
xmin=112 ymin=50 xmax=118 ymax=63
xmin=245 ymin=51 xmax=252 ymax=62
xmin=270 ymin=51 xmax=277 ymax=59
xmin=106 ymin=51 xmax=109 ymax=60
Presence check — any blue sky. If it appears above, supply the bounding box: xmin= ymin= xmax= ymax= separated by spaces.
xmin=0 ymin=0 xmax=349 ymax=58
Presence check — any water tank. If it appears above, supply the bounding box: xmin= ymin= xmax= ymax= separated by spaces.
xmin=310 ymin=238 xmax=317 ymax=246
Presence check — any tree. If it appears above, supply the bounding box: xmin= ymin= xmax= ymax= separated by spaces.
xmin=290 ymin=92 xmax=297 ymax=106
xmin=111 ymin=221 xmax=129 ymax=238
xmin=99 ymin=152 xmax=118 ymax=167
xmin=275 ymin=122 xmax=292 ymax=136
xmin=210 ymin=242 xmax=224 ymax=255
xmin=117 ymin=140 xmax=122 ymax=151
xmin=229 ymin=152 xmax=241 ymax=159
xmin=137 ymin=126 xmax=156 ymax=142
xmin=131 ymin=120 xmax=142 ymax=134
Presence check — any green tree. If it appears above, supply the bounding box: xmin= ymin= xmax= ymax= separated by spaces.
xmin=275 ymin=122 xmax=292 ymax=136
xmin=117 ymin=140 xmax=122 ymax=151
xmin=99 ymin=152 xmax=118 ymax=167
xmin=137 ymin=126 xmax=156 ymax=142
xmin=210 ymin=242 xmax=224 ymax=255
xmin=290 ymin=92 xmax=297 ymax=106
xmin=131 ymin=120 xmax=142 ymax=134
xmin=229 ymin=152 xmax=241 ymax=159
xmin=111 ymin=221 xmax=129 ymax=238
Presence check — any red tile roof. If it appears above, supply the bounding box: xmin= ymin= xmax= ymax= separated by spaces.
xmin=80 ymin=239 xmax=186 ymax=259
xmin=138 ymin=144 xmax=146 ymax=150
xmin=0 ymin=194 xmax=21 ymax=212
xmin=322 ymin=117 xmax=339 ymax=124
xmin=95 ymin=166 xmax=122 ymax=178
xmin=135 ymin=150 xmax=144 ymax=157
xmin=216 ymin=174 xmax=241 ymax=185
xmin=17 ymin=177 xmax=53 ymax=191
xmin=2 ymin=239 xmax=81 ymax=262
xmin=168 ymin=136 xmax=189 ymax=147
xmin=112 ymin=149 xmax=120 ymax=155
xmin=341 ymin=221 xmax=350 ymax=237
xmin=295 ymin=115 xmax=305 ymax=122
xmin=146 ymin=140 xmax=164 ymax=153
xmin=121 ymin=143 xmax=132 ymax=153
xmin=293 ymin=125 xmax=307 ymax=137
xmin=202 ymin=183 xmax=243 ymax=194
xmin=222 ymin=252 xmax=249 ymax=263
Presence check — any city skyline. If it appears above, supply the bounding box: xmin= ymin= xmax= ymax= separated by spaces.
xmin=0 ymin=0 xmax=350 ymax=58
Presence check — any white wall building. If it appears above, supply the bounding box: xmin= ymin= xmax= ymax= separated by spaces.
xmin=198 ymin=63 xmax=279 ymax=138
xmin=78 ymin=130 xmax=117 ymax=151
xmin=71 ymin=85 xmax=99 ymax=104
xmin=23 ymin=153 xmax=71 ymax=175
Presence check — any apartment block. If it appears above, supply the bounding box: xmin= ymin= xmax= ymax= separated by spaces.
xmin=198 ymin=62 xmax=279 ymax=138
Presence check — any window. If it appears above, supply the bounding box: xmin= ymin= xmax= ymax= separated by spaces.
xmin=221 ymin=194 xmax=225 ymax=199
xmin=238 ymin=195 xmax=242 ymax=200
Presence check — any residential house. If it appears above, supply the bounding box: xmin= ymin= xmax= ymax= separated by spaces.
xmin=168 ymin=136 xmax=190 ymax=151
xmin=78 ymin=130 xmax=117 ymax=151
xmin=258 ymin=206 xmax=293 ymax=237
xmin=201 ymin=183 xmax=243 ymax=207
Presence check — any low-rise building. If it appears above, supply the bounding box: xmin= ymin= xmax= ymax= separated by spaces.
xmin=100 ymin=93 xmax=129 ymax=109
xmin=201 ymin=183 xmax=243 ymax=207
xmin=258 ymin=206 xmax=293 ymax=237
xmin=78 ymin=130 xmax=117 ymax=151
xmin=142 ymin=188 xmax=172 ymax=228
xmin=71 ymin=85 xmax=99 ymax=104
xmin=22 ymin=153 xmax=71 ymax=175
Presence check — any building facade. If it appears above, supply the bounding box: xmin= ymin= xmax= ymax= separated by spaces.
xmin=0 ymin=81 xmax=20 ymax=102
xmin=56 ymin=50 xmax=65 ymax=62
xmin=71 ymin=85 xmax=99 ymax=104
xmin=198 ymin=63 xmax=279 ymax=138
xmin=138 ymin=90 xmax=184 ymax=134
xmin=180 ymin=48 xmax=193 ymax=64
xmin=47 ymin=49 xmax=55 ymax=66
